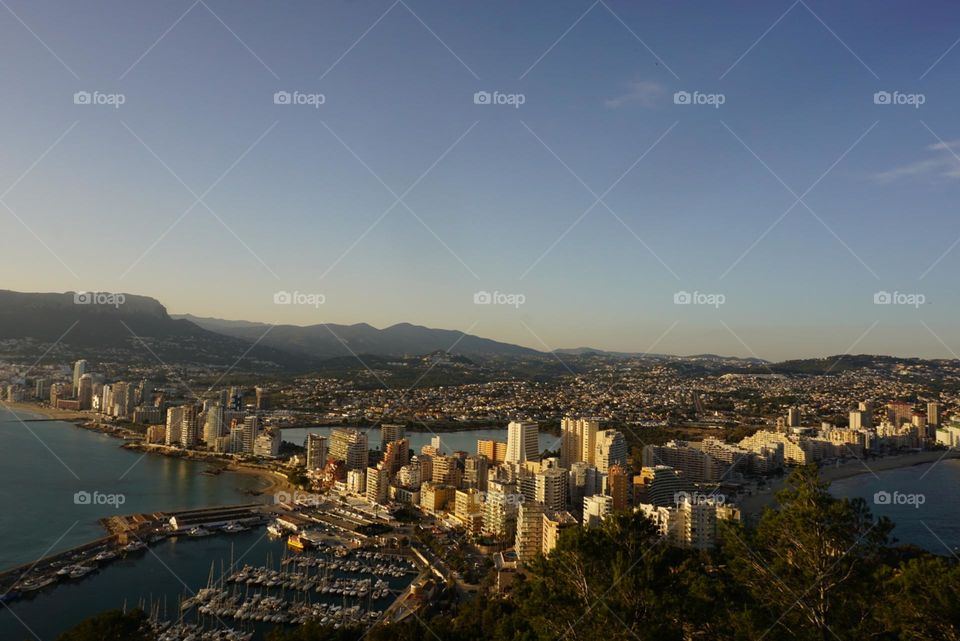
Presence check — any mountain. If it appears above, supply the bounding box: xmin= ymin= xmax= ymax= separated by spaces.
xmin=0 ymin=290 xmax=319 ymax=371
xmin=175 ymin=315 xmax=544 ymax=360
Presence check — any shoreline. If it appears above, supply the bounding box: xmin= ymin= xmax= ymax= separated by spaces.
xmin=3 ymin=401 xmax=294 ymax=498
xmin=739 ymin=450 xmax=960 ymax=517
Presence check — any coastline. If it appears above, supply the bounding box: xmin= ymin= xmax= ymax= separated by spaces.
xmin=739 ymin=450 xmax=960 ymax=517
xmin=2 ymin=401 xmax=295 ymax=498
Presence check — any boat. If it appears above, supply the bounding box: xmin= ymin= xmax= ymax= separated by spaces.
xmin=15 ymin=576 xmax=57 ymax=592
xmin=287 ymin=534 xmax=306 ymax=551
xmin=266 ymin=521 xmax=284 ymax=537
xmin=222 ymin=521 xmax=248 ymax=534
xmin=93 ymin=549 xmax=118 ymax=562
xmin=122 ymin=540 xmax=147 ymax=553
xmin=68 ymin=565 xmax=96 ymax=580
xmin=188 ymin=527 xmax=214 ymax=537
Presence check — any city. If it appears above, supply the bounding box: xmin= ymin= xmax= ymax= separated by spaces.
xmin=3 ymin=1 xmax=960 ymax=640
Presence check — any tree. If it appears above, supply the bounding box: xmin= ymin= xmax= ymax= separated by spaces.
xmin=722 ymin=465 xmax=893 ymax=641
xmin=56 ymin=609 xmax=154 ymax=641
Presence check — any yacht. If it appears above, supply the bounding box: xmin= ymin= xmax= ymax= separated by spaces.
xmin=188 ymin=527 xmax=214 ymax=537
xmin=266 ymin=521 xmax=284 ymax=537
xmin=93 ymin=549 xmax=118 ymax=563
xmin=222 ymin=521 xmax=248 ymax=534
xmin=122 ymin=540 xmax=147 ymax=553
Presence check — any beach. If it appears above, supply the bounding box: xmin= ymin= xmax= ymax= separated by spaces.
xmin=1 ymin=400 xmax=87 ymax=422
xmin=738 ymin=450 xmax=960 ymax=518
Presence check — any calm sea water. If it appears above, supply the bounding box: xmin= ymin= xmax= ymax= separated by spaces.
xmin=282 ymin=425 xmax=560 ymax=455
xmin=0 ymin=409 xmax=412 ymax=641
xmin=830 ymin=458 xmax=960 ymax=552
xmin=0 ymin=408 xmax=268 ymax=571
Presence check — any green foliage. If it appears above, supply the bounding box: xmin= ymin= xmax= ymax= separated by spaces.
xmin=55 ymin=608 xmax=153 ymax=641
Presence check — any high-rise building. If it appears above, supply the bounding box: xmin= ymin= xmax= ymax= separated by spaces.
xmin=306 ymin=433 xmax=328 ymax=470
xmin=431 ymin=454 xmax=461 ymax=486
xmin=380 ymin=424 xmax=405 ymax=450
xmin=238 ymin=415 xmax=258 ymax=454
xmin=420 ymin=481 xmax=455 ymax=513
xmin=77 ymin=374 xmax=94 ymax=410
xmin=165 ymin=406 xmax=184 ymax=446
xmin=255 ymin=387 xmax=271 ymax=410
xmin=560 ymin=417 xmax=599 ymax=467
xmin=635 ymin=466 xmax=688 ymax=507
xmin=787 ymin=407 xmax=801 ymax=428
xmin=203 ymin=404 xmax=224 ymax=446
xmin=33 ymin=378 xmax=48 ymax=400
xmin=397 ymin=458 xmax=422 ymax=489
xmin=515 ymin=501 xmax=545 ymax=562
xmin=928 ymin=401 xmax=941 ymax=427
xmin=463 ymin=454 xmax=488 ymax=491
xmin=887 ymin=402 xmax=913 ymax=428
xmin=72 ymin=360 xmax=87 ymax=396
xmin=330 ymin=429 xmax=369 ymax=470
xmin=383 ymin=437 xmax=410 ymax=474
xmin=483 ymin=479 xmax=521 ymax=541
xmin=583 ymin=494 xmax=613 ymax=527
xmin=506 ymin=421 xmax=539 ymax=464
xmin=477 ymin=439 xmax=508 ymax=463
xmin=606 ymin=464 xmax=629 ymax=511
xmin=849 ymin=410 xmax=864 ymax=430
xmin=542 ymin=510 xmax=578 ymax=555
xmin=366 ymin=464 xmax=390 ymax=505
xmin=254 ymin=430 xmax=280 ymax=458
xmin=535 ymin=467 xmax=568 ymax=513
xmin=568 ymin=462 xmax=599 ymax=516
xmin=595 ymin=429 xmax=627 ymax=473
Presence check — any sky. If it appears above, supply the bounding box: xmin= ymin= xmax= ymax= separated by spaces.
xmin=2 ymin=0 xmax=960 ymax=360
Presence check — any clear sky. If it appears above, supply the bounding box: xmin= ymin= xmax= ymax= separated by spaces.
xmin=2 ymin=0 xmax=960 ymax=360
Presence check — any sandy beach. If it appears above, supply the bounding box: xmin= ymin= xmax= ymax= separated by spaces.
xmin=1 ymin=400 xmax=88 ymax=422
xmin=738 ymin=450 xmax=960 ymax=517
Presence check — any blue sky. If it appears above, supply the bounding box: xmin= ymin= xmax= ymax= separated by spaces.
xmin=2 ymin=0 xmax=960 ymax=360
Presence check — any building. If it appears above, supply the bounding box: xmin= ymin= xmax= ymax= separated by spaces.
xmin=462 ymin=454 xmax=489 ymax=491
xmin=255 ymin=387 xmax=271 ymax=410
xmin=397 ymin=458 xmax=422 ymax=489
xmin=634 ymin=466 xmax=688 ymax=507
xmin=483 ymin=479 xmax=521 ymax=541
xmin=928 ymin=401 xmax=941 ymax=427
xmin=477 ymin=439 xmax=508 ymax=464
xmin=887 ymin=402 xmax=913 ymax=429
xmin=506 ymin=421 xmax=539 ymax=464
xmin=33 ymin=378 xmax=48 ymax=400
xmin=432 ymin=454 xmax=461 ymax=486
xmin=254 ymin=430 xmax=280 ymax=458
xmin=238 ymin=415 xmax=259 ymax=454
xmin=606 ymin=464 xmax=629 ymax=511
xmin=849 ymin=410 xmax=864 ymax=430
xmin=306 ymin=434 xmax=328 ymax=470
xmin=642 ymin=441 xmax=718 ymax=482
xmin=535 ymin=467 xmax=568 ymax=513
xmin=72 ymin=359 xmax=87 ymax=396
xmin=383 ymin=437 xmax=410 ymax=474
xmin=515 ymin=501 xmax=545 ymax=562
xmin=420 ymin=482 xmax=455 ymax=513
xmin=568 ymin=462 xmax=599 ymax=516
xmin=787 ymin=407 xmax=801 ymax=428
xmin=77 ymin=374 xmax=94 ymax=410
xmin=202 ymin=405 xmax=224 ymax=446
xmin=330 ymin=428 xmax=369 ymax=470
xmin=366 ymin=464 xmax=390 ymax=505
xmin=560 ymin=417 xmax=600 ymax=468
xmin=542 ymin=510 xmax=578 ymax=556
xmin=380 ymin=424 xmax=405 ymax=450
xmin=639 ymin=495 xmax=740 ymax=550
xmin=594 ymin=429 xmax=627 ymax=473
xmin=583 ymin=495 xmax=613 ymax=527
